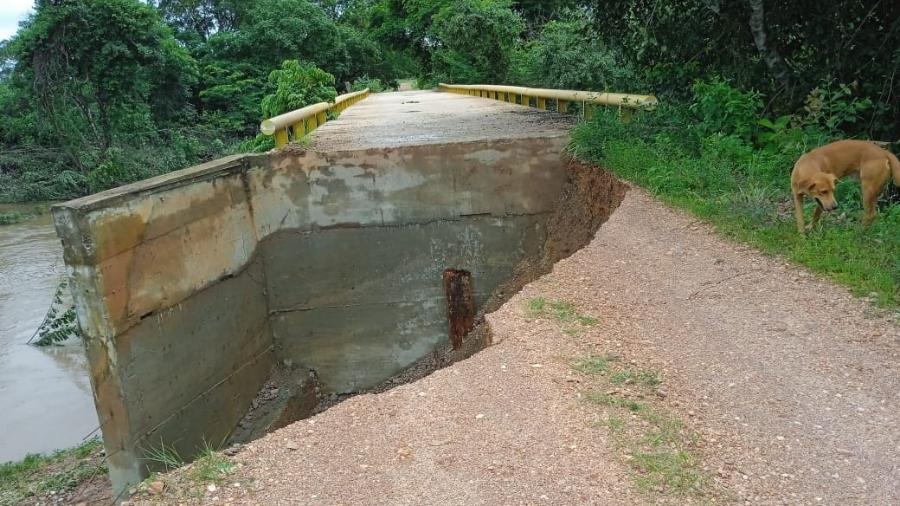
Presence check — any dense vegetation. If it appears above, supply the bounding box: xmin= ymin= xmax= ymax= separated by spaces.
xmin=0 ymin=0 xmax=897 ymax=203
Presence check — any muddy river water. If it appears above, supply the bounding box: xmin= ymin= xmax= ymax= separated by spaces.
xmin=0 ymin=204 xmax=98 ymax=463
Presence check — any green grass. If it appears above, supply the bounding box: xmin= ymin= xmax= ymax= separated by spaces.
xmin=188 ymin=443 xmax=234 ymax=484
xmin=610 ymin=368 xmax=663 ymax=388
xmin=526 ymin=297 xmax=599 ymax=335
xmin=574 ymin=350 xmax=707 ymax=498
xmin=584 ymin=391 xmax=644 ymax=413
xmin=584 ymin=389 xmax=708 ymax=496
xmin=0 ymin=438 xmax=106 ymax=505
xmin=631 ymin=450 xmax=707 ymax=494
xmin=573 ymin=354 xmax=618 ymax=375
xmin=570 ymin=110 xmax=900 ymax=309
xmin=144 ymin=440 xmax=184 ymax=472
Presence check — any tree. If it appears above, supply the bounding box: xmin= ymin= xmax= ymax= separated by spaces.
xmin=8 ymin=0 xmax=198 ymax=170
xmin=509 ymin=15 xmax=635 ymax=91
xmin=429 ymin=0 xmax=525 ymax=83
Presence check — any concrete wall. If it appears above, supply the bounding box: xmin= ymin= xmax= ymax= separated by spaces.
xmin=53 ymin=135 xmax=568 ymax=495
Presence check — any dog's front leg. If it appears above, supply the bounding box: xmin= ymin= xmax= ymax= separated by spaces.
xmin=809 ymin=206 xmax=823 ymax=230
xmin=793 ymin=192 xmax=806 ymax=233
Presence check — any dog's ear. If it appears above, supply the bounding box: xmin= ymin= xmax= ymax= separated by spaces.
xmin=805 ymin=180 xmax=817 ymax=192
xmin=827 ymin=173 xmax=838 ymax=186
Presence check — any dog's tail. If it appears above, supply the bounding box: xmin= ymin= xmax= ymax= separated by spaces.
xmin=889 ymin=150 xmax=900 ymax=186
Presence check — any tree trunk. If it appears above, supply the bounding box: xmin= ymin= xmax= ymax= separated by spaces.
xmin=747 ymin=0 xmax=791 ymax=87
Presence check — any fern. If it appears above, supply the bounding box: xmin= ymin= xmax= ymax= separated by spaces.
xmin=29 ymin=279 xmax=82 ymax=346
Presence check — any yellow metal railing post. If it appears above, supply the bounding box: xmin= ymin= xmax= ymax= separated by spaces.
xmin=537 ymin=97 xmax=546 ymax=110
xmin=293 ymin=121 xmax=306 ymax=139
xmin=274 ymin=129 xmax=288 ymax=148
xmin=558 ymin=99 xmax=568 ymax=113
xmin=316 ymin=111 xmax=326 ymax=125
xmin=522 ymin=95 xmax=531 ymax=107
xmin=584 ymin=104 xmax=595 ymax=120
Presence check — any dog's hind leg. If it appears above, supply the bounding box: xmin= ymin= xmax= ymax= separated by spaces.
xmin=793 ymin=192 xmax=806 ymax=233
xmin=861 ymin=160 xmax=891 ymax=228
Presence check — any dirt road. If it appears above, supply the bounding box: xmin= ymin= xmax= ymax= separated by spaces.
xmin=137 ymin=187 xmax=900 ymax=505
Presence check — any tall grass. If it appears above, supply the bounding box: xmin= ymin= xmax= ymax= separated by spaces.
xmin=569 ymin=105 xmax=899 ymax=307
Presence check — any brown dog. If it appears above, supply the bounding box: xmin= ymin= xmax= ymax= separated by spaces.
xmin=791 ymin=139 xmax=900 ymax=233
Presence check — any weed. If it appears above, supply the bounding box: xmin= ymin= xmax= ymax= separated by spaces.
xmin=0 ymin=438 xmax=105 ymax=505
xmin=573 ymin=354 xmax=618 ymax=375
xmin=526 ymin=297 xmax=598 ymax=335
xmin=575 ymin=350 xmax=707 ymax=498
xmin=604 ymin=414 xmax=626 ymax=434
xmin=584 ymin=391 xmax=643 ymax=413
xmin=188 ymin=441 xmax=234 ymax=484
xmin=631 ymin=450 xmax=707 ymax=495
xmin=144 ymin=440 xmax=183 ymax=472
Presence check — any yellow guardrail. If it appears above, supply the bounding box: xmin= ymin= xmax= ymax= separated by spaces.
xmin=438 ymin=83 xmax=656 ymax=120
xmin=261 ymin=88 xmax=370 ymax=148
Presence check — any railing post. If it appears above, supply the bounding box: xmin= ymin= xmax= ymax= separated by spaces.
xmin=275 ymin=129 xmax=288 ymax=148
xmin=537 ymin=97 xmax=546 ymax=110
xmin=522 ymin=95 xmax=531 ymax=107
xmin=584 ymin=104 xmax=595 ymax=120
xmin=316 ymin=111 xmax=326 ymax=126
xmin=558 ymin=100 xmax=569 ymax=113
xmin=292 ymin=121 xmax=306 ymax=139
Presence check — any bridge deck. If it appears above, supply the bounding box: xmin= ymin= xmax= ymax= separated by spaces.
xmin=311 ymin=90 xmax=575 ymax=152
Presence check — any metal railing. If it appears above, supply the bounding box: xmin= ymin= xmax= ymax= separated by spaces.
xmin=260 ymin=88 xmax=370 ymax=148
xmin=438 ymin=83 xmax=657 ymax=120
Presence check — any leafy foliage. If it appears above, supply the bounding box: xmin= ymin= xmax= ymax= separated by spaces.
xmin=428 ymin=0 xmax=524 ymax=83
xmin=261 ymin=60 xmax=337 ymax=118
xmin=351 ymin=75 xmax=387 ymax=92
xmin=510 ymin=16 xmax=634 ymax=91
xmin=30 ymin=280 xmax=81 ymax=347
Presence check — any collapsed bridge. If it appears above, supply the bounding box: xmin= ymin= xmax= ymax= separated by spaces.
xmin=51 ymin=86 xmax=652 ymax=495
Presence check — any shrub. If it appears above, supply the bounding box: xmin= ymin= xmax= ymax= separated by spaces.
xmin=260 ymin=60 xmax=337 ymax=119
xmin=350 ymin=76 xmax=386 ymax=93
xmin=690 ymin=78 xmax=763 ymax=143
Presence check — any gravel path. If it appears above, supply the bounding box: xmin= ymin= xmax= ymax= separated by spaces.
xmin=140 ymin=187 xmax=900 ymax=505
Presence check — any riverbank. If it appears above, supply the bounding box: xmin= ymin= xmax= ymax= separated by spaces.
xmin=0 ymin=438 xmax=109 ymax=506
